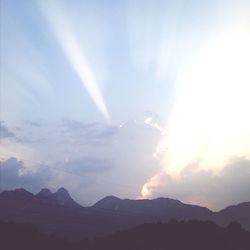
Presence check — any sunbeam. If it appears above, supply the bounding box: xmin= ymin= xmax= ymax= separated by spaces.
xmin=39 ymin=1 xmax=110 ymax=122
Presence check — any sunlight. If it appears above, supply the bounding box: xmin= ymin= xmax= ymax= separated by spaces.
xmin=141 ymin=23 xmax=250 ymax=197
xmin=39 ymin=1 xmax=110 ymax=122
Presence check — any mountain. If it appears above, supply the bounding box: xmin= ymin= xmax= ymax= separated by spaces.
xmin=1 ymin=220 xmax=250 ymax=250
xmin=35 ymin=187 xmax=81 ymax=208
xmin=36 ymin=188 xmax=53 ymax=198
xmin=214 ymin=202 xmax=250 ymax=230
xmin=90 ymin=220 xmax=250 ymax=250
xmin=0 ymin=221 xmax=79 ymax=250
xmin=0 ymin=187 xmax=81 ymax=208
xmin=0 ymin=188 xmax=88 ymax=240
xmin=1 ymin=188 xmax=34 ymax=199
xmin=55 ymin=188 xmax=82 ymax=208
xmin=0 ymin=188 xmax=249 ymax=241
xmin=93 ymin=196 xmax=212 ymax=220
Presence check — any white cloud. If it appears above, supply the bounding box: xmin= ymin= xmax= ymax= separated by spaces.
xmin=141 ymin=157 xmax=250 ymax=210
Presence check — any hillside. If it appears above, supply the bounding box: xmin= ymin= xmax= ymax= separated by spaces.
xmin=0 ymin=188 xmax=249 ymax=240
xmin=1 ymin=220 xmax=250 ymax=250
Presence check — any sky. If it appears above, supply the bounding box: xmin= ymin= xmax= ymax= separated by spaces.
xmin=0 ymin=0 xmax=250 ymax=211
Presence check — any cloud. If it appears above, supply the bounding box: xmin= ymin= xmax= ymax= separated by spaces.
xmin=0 ymin=157 xmax=50 ymax=192
xmin=10 ymin=119 xmax=118 ymax=146
xmin=144 ymin=116 xmax=164 ymax=134
xmin=56 ymin=157 xmax=113 ymax=175
xmin=0 ymin=156 xmax=112 ymax=196
xmin=0 ymin=120 xmax=46 ymax=145
xmin=24 ymin=120 xmax=44 ymax=127
xmin=147 ymin=157 xmax=250 ymax=210
xmin=0 ymin=121 xmax=16 ymax=139
xmin=62 ymin=119 xmax=119 ymax=146
xmin=0 ymin=116 xmax=164 ymax=204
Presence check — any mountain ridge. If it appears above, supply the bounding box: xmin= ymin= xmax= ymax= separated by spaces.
xmin=2 ymin=220 xmax=250 ymax=250
xmin=0 ymin=187 xmax=249 ymax=240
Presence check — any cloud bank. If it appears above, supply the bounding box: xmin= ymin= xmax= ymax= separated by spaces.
xmin=142 ymin=157 xmax=250 ymax=210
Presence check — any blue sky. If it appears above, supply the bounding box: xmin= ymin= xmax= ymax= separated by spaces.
xmin=1 ymin=0 xmax=250 ymax=210
xmin=0 ymin=0 xmax=218 ymax=124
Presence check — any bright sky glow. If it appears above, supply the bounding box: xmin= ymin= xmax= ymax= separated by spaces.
xmin=1 ymin=0 xmax=250 ymax=209
xmin=141 ymin=19 xmax=250 ymax=198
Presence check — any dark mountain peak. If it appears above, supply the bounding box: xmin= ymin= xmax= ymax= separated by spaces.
xmin=0 ymin=188 xmax=34 ymax=199
xmin=154 ymin=197 xmax=180 ymax=202
xmin=93 ymin=195 xmax=212 ymax=220
xmin=36 ymin=188 xmax=53 ymax=198
xmin=218 ymin=201 xmax=250 ymax=214
xmin=93 ymin=196 xmax=184 ymax=214
xmin=93 ymin=195 xmax=121 ymax=208
xmin=95 ymin=196 xmax=181 ymax=208
xmin=54 ymin=188 xmax=70 ymax=204
xmin=148 ymin=197 xmax=181 ymax=205
xmin=103 ymin=195 xmax=121 ymax=201
xmin=53 ymin=187 xmax=81 ymax=208
xmin=15 ymin=188 xmax=31 ymax=195
xmin=96 ymin=196 xmax=181 ymax=205
xmin=56 ymin=187 xmax=68 ymax=194
xmin=13 ymin=188 xmax=33 ymax=197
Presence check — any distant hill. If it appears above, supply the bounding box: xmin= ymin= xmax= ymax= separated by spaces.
xmin=36 ymin=187 xmax=82 ymax=208
xmin=91 ymin=220 xmax=250 ymax=250
xmin=1 ymin=220 xmax=250 ymax=250
xmin=0 ymin=188 xmax=81 ymax=208
xmin=214 ymin=202 xmax=250 ymax=231
xmin=0 ymin=188 xmax=88 ymax=240
xmin=94 ymin=195 xmax=212 ymax=220
xmin=0 ymin=188 xmax=249 ymax=240
xmin=0 ymin=221 xmax=78 ymax=250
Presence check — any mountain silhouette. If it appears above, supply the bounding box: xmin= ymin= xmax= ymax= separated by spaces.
xmin=0 ymin=187 xmax=249 ymax=241
xmin=215 ymin=201 xmax=250 ymax=232
xmin=36 ymin=187 xmax=82 ymax=208
xmin=52 ymin=187 xmax=82 ymax=208
xmin=1 ymin=220 xmax=250 ymax=250
xmin=36 ymin=188 xmax=53 ymax=198
xmin=1 ymin=187 xmax=81 ymax=208
xmin=94 ymin=195 xmax=212 ymax=220
xmin=90 ymin=220 xmax=250 ymax=250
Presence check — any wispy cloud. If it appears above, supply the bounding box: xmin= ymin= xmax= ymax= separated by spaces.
xmin=56 ymin=157 xmax=113 ymax=175
xmin=0 ymin=121 xmax=16 ymax=139
xmin=62 ymin=119 xmax=118 ymax=146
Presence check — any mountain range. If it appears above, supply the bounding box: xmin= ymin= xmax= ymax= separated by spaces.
xmin=1 ymin=220 xmax=250 ymax=250
xmin=0 ymin=188 xmax=249 ymax=240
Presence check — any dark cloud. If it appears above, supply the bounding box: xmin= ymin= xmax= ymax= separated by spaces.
xmin=0 ymin=158 xmax=50 ymax=192
xmin=0 ymin=156 xmax=112 ymax=194
xmin=62 ymin=119 xmax=119 ymax=146
xmin=0 ymin=121 xmax=16 ymax=139
xmin=153 ymin=157 xmax=250 ymax=210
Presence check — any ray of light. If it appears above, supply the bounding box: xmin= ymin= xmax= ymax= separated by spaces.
xmin=39 ymin=1 xmax=110 ymax=122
